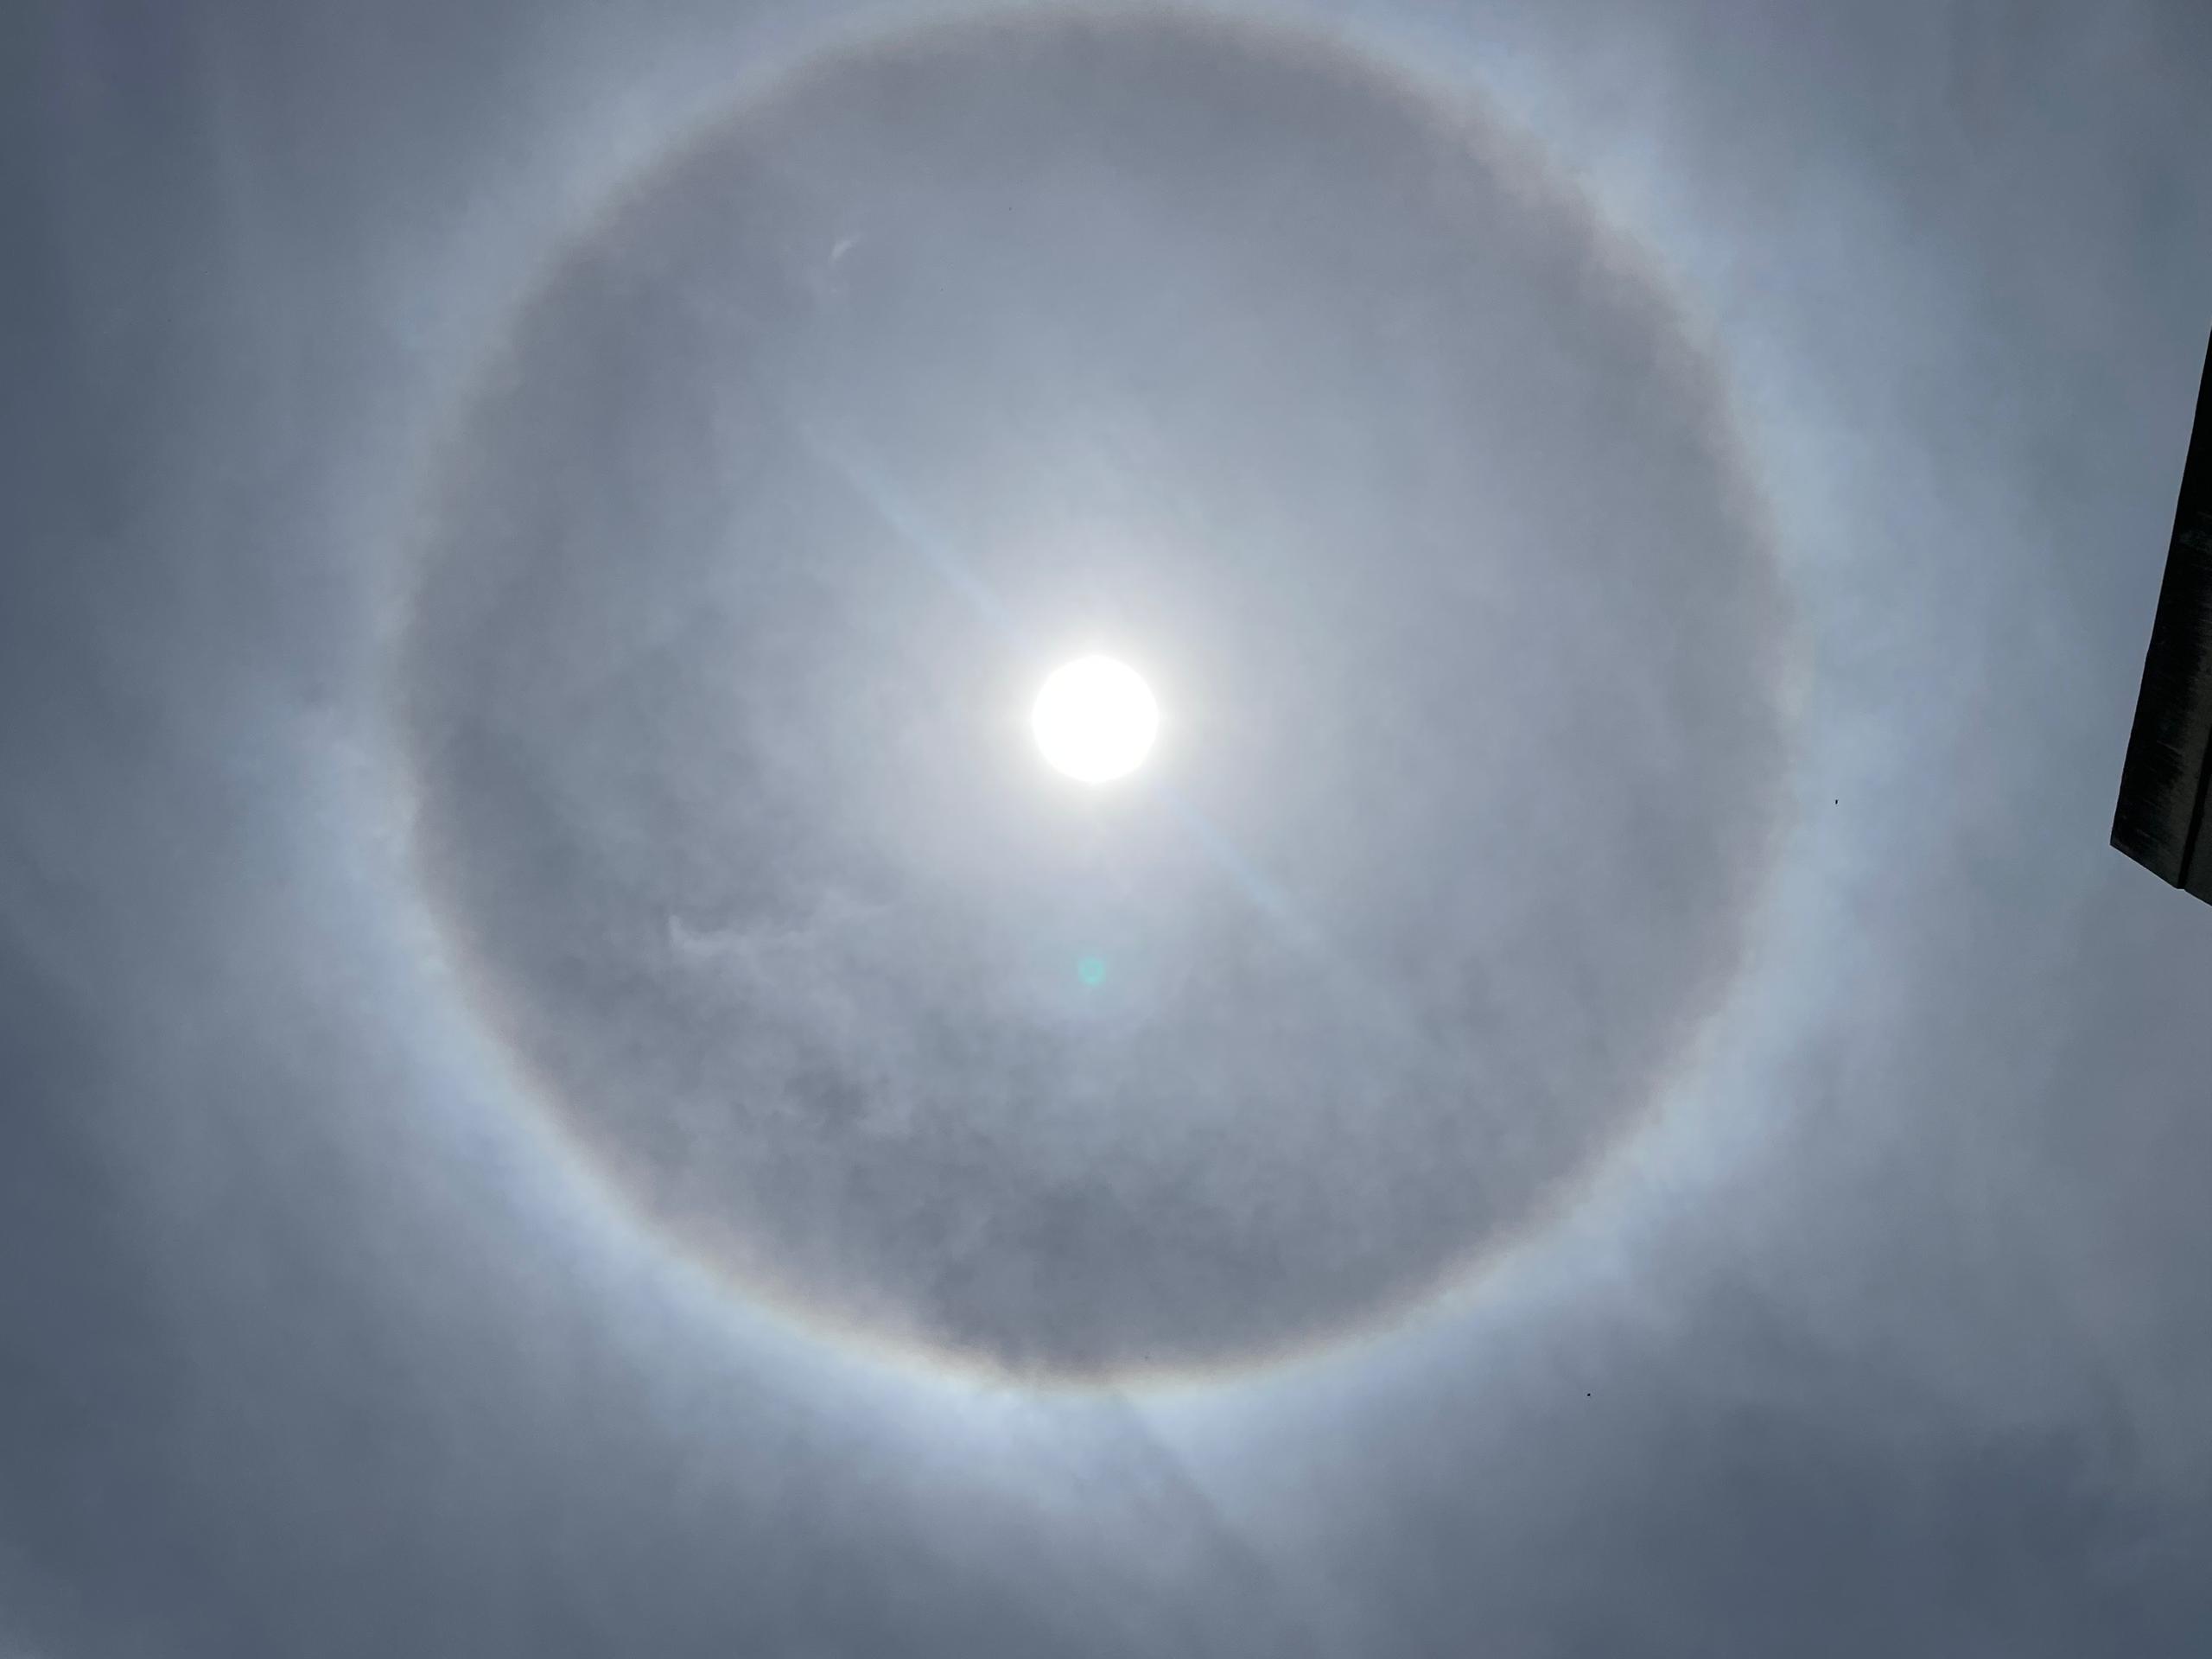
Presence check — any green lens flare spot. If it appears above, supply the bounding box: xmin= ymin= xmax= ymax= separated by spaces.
xmin=1077 ymin=956 xmax=1108 ymax=987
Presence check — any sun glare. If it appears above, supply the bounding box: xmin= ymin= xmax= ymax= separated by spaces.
xmin=1031 ymin=655 xmax=1159 ymax=783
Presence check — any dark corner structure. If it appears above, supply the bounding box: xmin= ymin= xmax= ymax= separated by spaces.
xmin=2113 ymin=327 xmax=2212 ymax=906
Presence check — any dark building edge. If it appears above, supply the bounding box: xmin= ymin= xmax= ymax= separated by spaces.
xmin=2112 ymin=326 xmax=2212 ymax=904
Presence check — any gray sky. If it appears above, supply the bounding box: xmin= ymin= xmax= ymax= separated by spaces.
xmin=3 ymin=0 xmax=2209 ymax=1655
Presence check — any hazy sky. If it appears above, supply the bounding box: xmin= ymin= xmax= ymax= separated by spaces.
xmin=4 ymin=1 xmax=2210 ymax=1655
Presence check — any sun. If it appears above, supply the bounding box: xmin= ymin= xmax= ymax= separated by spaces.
xmin=1031 ymin=655 xmax=1159 ymax=783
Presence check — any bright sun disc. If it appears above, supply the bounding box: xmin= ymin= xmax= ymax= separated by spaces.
xmin=1032 ymin=655 xmax=1159 ymax=783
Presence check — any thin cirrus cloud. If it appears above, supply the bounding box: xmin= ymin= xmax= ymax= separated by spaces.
xmin=1 ymin=1 xmax=2209 ymax=1656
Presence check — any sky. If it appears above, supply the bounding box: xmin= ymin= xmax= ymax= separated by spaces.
xmin=3 ymin=0 xmax=2209 ymax=1655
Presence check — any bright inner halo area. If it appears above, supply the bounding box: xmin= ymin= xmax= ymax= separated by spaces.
xmin=1031 ymin=655 xmax=1160 ymax=783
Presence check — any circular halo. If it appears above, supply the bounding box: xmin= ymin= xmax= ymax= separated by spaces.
xmin=394 ymin=5 xmax=1795 ymax=1387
